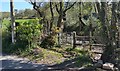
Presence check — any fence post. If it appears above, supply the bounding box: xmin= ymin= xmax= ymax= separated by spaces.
xmin=73 ymin=31 xmax=76 ymax=49
xmin=65 ymin=33 xmax=67 ymax=44
xmin=89 ymin=24 xmax=92 ymax=50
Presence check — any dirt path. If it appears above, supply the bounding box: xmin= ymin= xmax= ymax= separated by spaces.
xmin=0 ymin=54 xmax=47 ymax=71
xmin=0 ymin=53 xmax=95 ymax=71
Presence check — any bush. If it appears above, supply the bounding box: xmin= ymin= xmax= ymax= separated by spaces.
xmin=16 ymin=18 xmax=42 ymax=48
xmin=2 ymin=19 xmax=43 ymax=54
xmin=40 ymin=35 xmax=56 ymax=48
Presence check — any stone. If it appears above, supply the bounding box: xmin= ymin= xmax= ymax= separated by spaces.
xmin=102 ymin=63 xmax=114 ymax=70
xmin=94 ymin=60 xmax=103 ymax=68
xmin=114 ymin=67 xmax=119 ymax=71
xmin=98 ymin=60 xmax=103 ymax=64
xmin=94 ymin=63 xmax=102 ymax=68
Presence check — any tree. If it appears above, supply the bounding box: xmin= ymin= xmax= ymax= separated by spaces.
xmin=15 ymin=10 xmax=25 ymax=19
xmin=55 ymin=1 xmax=76 ymax=46
xmin=2 ymin=12 xmax=10 ymax=19
xmin=29 ymin=1 xmax=50 ymax=34
xmin=95 ymin=0 xmax=119 ymax=63
xmin=55 ymin=2 xmax=76 ymax=28
xmin=24 ymin=9 xmax=33 ymax=17
xmin=49 ymin=1 xmax=54 ymax=32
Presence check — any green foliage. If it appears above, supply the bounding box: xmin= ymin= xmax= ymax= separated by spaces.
xmin=16 ymin=18 xmax=42 ymax=48
xmin=15 ymin=19 xmax=36 ymax=23
xmin=67 ymin=47 xmax=92 ymax=67
xmin=20 ymin=47 xmax=44 ymax=61
xmin=2 ymin=20 xmax=13 ymax=53
xmin=2 ymin=20 xmax=11 ymax=31
xmin=40 ymin=35 xmax=56 ymax=48
xmin=2 ymin=31 xmax=12 ymax=53
xmin=2 ymin=19 xmax=43 ymax=54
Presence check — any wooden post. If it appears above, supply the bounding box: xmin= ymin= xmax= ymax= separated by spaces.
xmin=89 ymin=24 xmax=92 ymax=50
xmin=57 ymin=32 xmax=61 ymax=47
xmin=70 ymin=33 xmax=72 ymax=44
xmin=10 ymin=0 xmax=15 ymax=43
xmin=65 ymin=33 xmax=67 ymax=44
xmin=73 ymin=31 xmax=76 ymax=49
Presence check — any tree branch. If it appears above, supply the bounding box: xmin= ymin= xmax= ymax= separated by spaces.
xmin=63 ymin=2 xmax=76 ymax=13
xmin=50 ymin=2 xmax=54 ymax=18
xmin=55 ymin=3 xmax=59 ymax=14
xmin=29 ymin=0 xmax=43 ymax=17
xmin=50 ymin=1 xmax=54 ymax=31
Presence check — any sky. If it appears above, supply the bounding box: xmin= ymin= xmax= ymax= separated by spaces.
xmin=1 ymin=0 xmax=33 ymax=12
xmin=0 ymin=0 xmax=119 ymax=12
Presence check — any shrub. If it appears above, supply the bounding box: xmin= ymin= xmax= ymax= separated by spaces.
xmin=16 ymin=18 xmax=42 ymax=48
xmin=2 ymin=19 xmax=43 ymax=54
xmin=40 ymin=35 xmax=56 ymax=48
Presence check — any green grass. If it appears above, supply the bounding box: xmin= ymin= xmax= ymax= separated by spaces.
xmin=19 ymin=46 xmax=92 ymax=66
xmin=20 ymin=47 xmax=64 ymax=65
xmin=2 ymin=19 xmax=36 ymax=25
xmin=15 ymin=19 xmax=36 ymax=22
xmin=2 ymin=19 xmax=36 ymax=32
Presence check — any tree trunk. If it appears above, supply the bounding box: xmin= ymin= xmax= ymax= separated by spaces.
xmin=50 ymin=1 xmax=54 ymax=32
xmin=98 ymin=2 xmax=111 ymax=63
xmin=100 ymin=1 xmax=118 ymax=63
xmin=110 ymin=2 xmax=118 ymax=63
xmin=10 ymin=0 xmax=15 ymax=43
xmin=57 ymin=2 xmax=63 ymax=47
xmin=55 ymin=2 xmax=76 ymax=47
xmin=117 ymin=2 xmax=120 ymax=48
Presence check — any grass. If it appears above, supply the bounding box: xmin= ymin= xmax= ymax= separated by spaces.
xmin=15 ymin=19 xmax=36 ymax=22
xmin=19 ymin=46 xmax=92 ymax=67
xmin=20 ymin=47 xmax=64 ymax=65
xmin=2 ymin=19 xmax=36 ymax=25
xmin=2 ymin=19 xmax=34 ymax=30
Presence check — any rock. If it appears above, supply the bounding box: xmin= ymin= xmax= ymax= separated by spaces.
xmin=94 ymin=60 xmax=103 ymax=68
xmin=102 ymin=63 xmax=114 ymax=70
xmin=95 ymin=54 xmax=102 ymax=60
xmin=98 ymin=60 xmax=103 ymax=64
xmin=114 ymin=67 xmax=119 ymax=71
xmin=93 ymin=54 xmax=102 ymax=60
xmin=94 ymin=63 xmax=102 ymax=68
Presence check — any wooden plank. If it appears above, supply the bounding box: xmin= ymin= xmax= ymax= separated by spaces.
xmin=73 ymin=32 xmax=76 ymax=48
xmin=91 ymin=50 xmax=103 ymax=54
xmin=75 ymin=43 xmax=82 ymax=46
xmin=75 ymin=36 xmax=89 ymax=38
xmin=91 ymin=44 xmax=106 ymax=47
